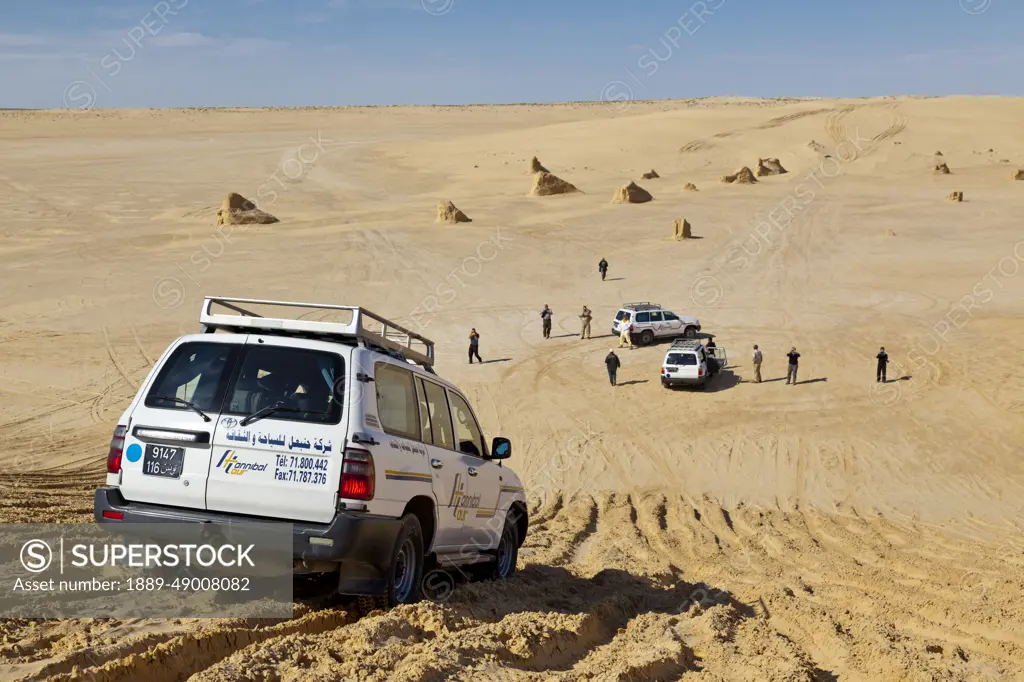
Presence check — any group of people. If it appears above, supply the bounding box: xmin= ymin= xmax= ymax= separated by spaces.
xmin=748 ymin=345 xmax=800 ymax=385
xmin=469 ymin=255 xmax=893 ymax=388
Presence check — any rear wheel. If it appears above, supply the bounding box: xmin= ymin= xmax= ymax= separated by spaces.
xmin=387 ymin=514 xmax=425 ymax=607
xmin=639 ymin=330 xmax=654 ymax=346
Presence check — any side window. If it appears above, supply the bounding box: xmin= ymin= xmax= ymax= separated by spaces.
xmin=664 ymin=312 xmax=679 ymax=321
xmin=414 ymin=377 xmax=432 ymax=444
xmin=636 ymin=312 xmax=650 ymax=323
xmin=374 ymin=362 xmax=419 ymax=440
xmin=448 ymin=391 xmax=486 ymax=458
xmin=422 ymin=380 xmax=456 ymax=450
xmin=649 ymin=311 xmax=663 ymax=322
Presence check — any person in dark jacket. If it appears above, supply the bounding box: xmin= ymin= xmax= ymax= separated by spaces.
xmin=876 ymin=346 xmax=889 ymax=382
xmin=598 ymin=258 xmax=609 ymax=281
xmin=786 ymin=347 xmax=800 ymax=385
xmin=468 ymin=329 xmax=482 ymax=364
xmin=605 ymin=349 xmax=621 ymax=385
xmin=540 ymin=305 xmax=553 ymax=339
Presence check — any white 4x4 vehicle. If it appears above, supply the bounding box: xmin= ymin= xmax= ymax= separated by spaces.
xmin=660 ymin=340 xmax=727 ymax=389
xmin=95 ymin=297 xmax=527 ymax=610
xmin=612 ymin=302 xmax=701 ymax=346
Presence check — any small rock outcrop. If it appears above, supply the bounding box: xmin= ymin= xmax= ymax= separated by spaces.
xmin=436 ymin=200 xmax=472 ymax=224
xmin=612 ymin=181 xmax=653 ymax=204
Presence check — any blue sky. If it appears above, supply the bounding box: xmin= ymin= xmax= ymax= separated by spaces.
xmin=0 ymin=0 xmax=1020 ymax=108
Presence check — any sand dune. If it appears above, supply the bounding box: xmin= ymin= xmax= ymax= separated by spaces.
xmin=2 ymin=96 xmax=1024 ymax=681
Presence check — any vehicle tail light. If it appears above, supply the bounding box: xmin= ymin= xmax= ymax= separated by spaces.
xmin=661 ymin=367 xmax=667 ymax=375
xmin=107 ymin=425 xmax=128 ymax=474
xmin=340 ymin=447 xmax=375 ymax=501
xmin=102 ymin=511 xmax=124 ymax=520
xmin=698 ymin=368 xmax=705 ymax=377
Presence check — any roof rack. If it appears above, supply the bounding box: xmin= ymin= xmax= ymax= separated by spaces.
xmin=670 ymin=339 xmax=702 ymax=349
xmin=199 ymin=296 xmax=435 ymax=369
xmin=622 ymin=302 xmax=661 ymax=311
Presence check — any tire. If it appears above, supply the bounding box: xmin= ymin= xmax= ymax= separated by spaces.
xmin=476 ymin=513 xmax=520 ymax=581
xmin=639 ymin=330 xmax=654 ymax=346
xmin=385 ymin=514 xmax=425 ymax=608
xmin=684 ymin=326 xmax=697 ymax=339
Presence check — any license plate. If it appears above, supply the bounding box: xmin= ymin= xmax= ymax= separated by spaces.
xmin=142 ymin=444 xmax=185 ymax=479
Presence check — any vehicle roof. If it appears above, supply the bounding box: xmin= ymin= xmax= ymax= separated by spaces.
xmin=620 ymin=302 xmax=663 ymax=312
xmin=667 ymin=340 xmax=703 ymax=352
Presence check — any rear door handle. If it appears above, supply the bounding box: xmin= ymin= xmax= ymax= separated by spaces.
xmin=467 ymin=467 xmax=478 ymax=477
xmin=430 ymin=458 xmax=443 ymax=469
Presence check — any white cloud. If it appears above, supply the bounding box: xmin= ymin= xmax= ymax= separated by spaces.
xmin=0 ymin=33 xmax=54 ymax=48
xmin=151 ymin=32 xmax=216 ymax=48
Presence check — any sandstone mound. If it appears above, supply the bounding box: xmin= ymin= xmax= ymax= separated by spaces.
xmin=946 ymin=191 xmax=964 ymax=203
xmin=807 ymin=140 xmax=826 ymax=152
xmin=612 ymin=181 xmax=652 ymax=204
xmin=935 ymin=151 xmax=944 ymax=156
xmin=683 ymin=183 xmax=699 ymax=192
xmin=641 ymin=169 xmax=660 ymax=180
xmin=934 ymin=163 xmax=951 ymax=175
xmin=885 ymin=228 xmax=897 ymax=237
xmin=721 ymin=167 xmax=757 ymax=184
xmin=215 ymin=193 xmax=278 ymax=226
xmin=530 ymin=156 xmax=548 ymax=173
xmin=436 ymin=200 xmax=472 ymax=224
xmin=756 ymin=157 xmax=788 ymax=176
xmin=531 ymin=171 xmax=579 ymax=196
xmin=672 ymin=218 xmax=692 ymax=240
xmin=1012 ymin=169 xmax=1024 ymax=180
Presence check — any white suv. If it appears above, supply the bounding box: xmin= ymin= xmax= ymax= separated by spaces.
xmin=94 ymin=297 xmax=527 ymax=611
xmin=660 ymin=339 xmax=727 ymax=389
xmin=612 ymin=302 xmax=701 ymax=346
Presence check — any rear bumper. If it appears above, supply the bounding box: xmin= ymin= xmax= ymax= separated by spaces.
xmin=94 ymin=487 xmax=401 ymax=595
xmin=661 ymin=375 xmax=706 ymax=387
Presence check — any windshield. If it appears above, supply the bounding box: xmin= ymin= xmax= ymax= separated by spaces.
xmin=666 ymin=353 xmax=698 ymax=366
xmin=145 ymin=342 xmax=240 ymax=414
xmin=224 ymin=345 xmax=344 ymax=425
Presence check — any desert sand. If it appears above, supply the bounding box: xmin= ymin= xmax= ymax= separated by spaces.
xmin=1 ymin=96 xmax=1024 ymax=681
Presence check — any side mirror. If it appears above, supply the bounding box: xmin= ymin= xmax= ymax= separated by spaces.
xmin=491 ymin=437 xmax=511 ymax=460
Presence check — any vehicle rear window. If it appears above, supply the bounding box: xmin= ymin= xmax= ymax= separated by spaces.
xmin=145 ymin=342 xmax=240 ymax=413
xmin=615 ymin=310 xmax=626 ymax=321
xmin=223 ymin=345 xmax=343 ymax=425
xmin=666 ymin=353 xmax=698 ymax=366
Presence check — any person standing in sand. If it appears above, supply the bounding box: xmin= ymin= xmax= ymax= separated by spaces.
xmin=540 ymin=305 xmax=553 ymax=339
xmin=752 ymin=344 xmax=763 ymax=383
xmin=786 ymin=347 xmax=800 ymax=385
xmin=468 ymin=329 xmax=482 ymax=364
xmin=598 ymin=258 xmax=609 ymax=281
xmin=605 ymin=349 xmax=620 ymax=386
xmin=618 ymin=314 xmax=635 ymax=349
xmin=876 ymin=346 xmax=889 ymax=382
xmin=579 ymin=306 xmax=592 ymax=339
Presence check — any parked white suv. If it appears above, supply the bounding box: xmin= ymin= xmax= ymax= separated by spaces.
xmin=95 ymin=297 xmax=528 ymax=611
xmin=612 ymin=302 xmax=701 ymax=346
xmin=660 ymin=339 xmax=727 ymax=389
